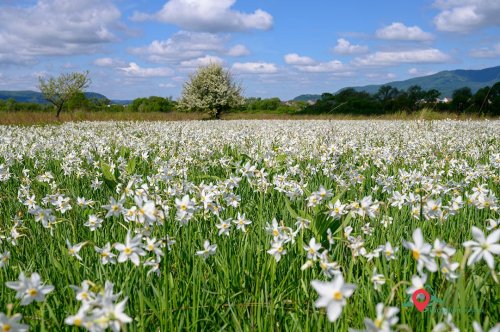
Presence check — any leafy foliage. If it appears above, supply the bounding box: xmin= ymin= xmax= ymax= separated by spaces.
xmin=177 ymin=63 xmax=244 ymax=119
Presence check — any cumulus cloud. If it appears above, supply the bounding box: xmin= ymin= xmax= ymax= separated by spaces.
xmin=131 ymin=0 xmax=273 ymax=33
xmin=332 ymin=39 xmax=368 ymax=55
xmin=470 ymin=43 xmax=500 ymax=57
xmin=408 ymin=68 xmax=436 ymax=76
xmin=159 ymin=83 xmax=175 ymax=88
xmin=93 ymin=57 xmax=126 ymax=67
xmin=354 ymin=49 xmax=451 ymax=66
xmin=180 ymin=55 xmax=223 ymax=67
xmin=284 ymin=53 xmax=316 ymax=65
xmin=130 ymin=31 xmax=226 ymax=63
xmin=119 ymin=63 xmax=174 ymax=77
xmin=232 ymin=62 xmax=278 ymax=74
xmin=376 ymin=22 xmax=433 ymax=41
xmin=433 ymin=0 xmax=500 ymax=32
xmin=227 ymin=44 xmax=250 ymax=57
xmin=296 ymin=60 xmax=346 ymax=73
xmin=0 ymin=0 xmax=121 ymax=64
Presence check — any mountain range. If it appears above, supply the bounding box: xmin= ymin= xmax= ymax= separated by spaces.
xmin=294 ymin=65 xmax=500 ymax=101
xmin=0 ymin=90 xmax=109 ymax=104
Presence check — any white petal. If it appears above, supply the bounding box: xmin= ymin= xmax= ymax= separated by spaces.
xmin=483 ymin=251 xmax=494 ymax=270
xmin=472 ymin=227 xmax=486 ymax=243
xmin=486 ymin=229 xmax=500 ymax=244
xmin=489 ymin=244 xmax=500 ymax=255
xmin=326 ymin=302 xmax=343 ymax=322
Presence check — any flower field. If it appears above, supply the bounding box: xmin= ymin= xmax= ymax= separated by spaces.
xmin=0 ymin=120 xmax=499 ymax=331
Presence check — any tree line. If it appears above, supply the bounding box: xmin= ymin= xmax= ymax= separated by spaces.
xmin=301 ymin=83 xmax=500 ymax=116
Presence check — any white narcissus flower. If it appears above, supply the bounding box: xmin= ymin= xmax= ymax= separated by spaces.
xmin=234 ymin=213 xmax=252 ymax=233
xmin=432 ymin=313 xmax=459 ymax=332
xmin=0 ymin=250 xmax=10 ymax=268
xmin=95 ymin=243 xmax=116 ymax=265
xmin=311 ymin=274 xmax=356 ymax=322
xmin=403 ymin=228 xmax=437 ymax=273
xmin=371 ymin=268 xmax=386 ymax=291
xmin=0 ymin=312 xmax=29 ymax=332
xmin=66 ymin=239 xmax=87 ymax=261
xmin=216 ymin=218 xmax=232 ymax=236
xmin=196 ymin=240 xmax=217 ymax=259
xmin=6 ymin=272 xmax=54 ymax=305
xmin=406 ymin=273 xmax=427 ymax=296
xmin=463 ymin=226 xmax=500 ymax=270
xmin=267 ymin=238 xmax=286 ymax=262
xmin=356 ymin=303 xmax=400 ymax=332
xmin=114 ymin=231 xmax=146 ymax=266
xmin=304 ymin=237 xmax=322 ymax=260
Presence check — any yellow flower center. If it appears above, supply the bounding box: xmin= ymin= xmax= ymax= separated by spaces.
xmin=3 ymin=324 xmax=12 ymax=332
xmin=273 ymin=229 xmax=279 ymax=237
xmin=277 ymin=246 xmax=284 ymax=253
xmin=124 ymin=247 xmax=132 ymax=255
xmin=374 ymin=318 xmax=383 ymax=328
xmin=147 ymin=244 xmax=154 ymax=251
xmin=74 ymin=318 xmax=82 ymax=327
xmin=180 ymin=204 xmax=187 ymax=211
xmin=28 ymin=288 xmax=38 ymax=297
xmin=412 ymin=250 xmax=420 ymax=260
xmin=333 ymin=291 xmax=342 ymax=300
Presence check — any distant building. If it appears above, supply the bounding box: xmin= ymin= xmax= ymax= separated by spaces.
xmin=437 ymin=97 xmax=452 ymax=103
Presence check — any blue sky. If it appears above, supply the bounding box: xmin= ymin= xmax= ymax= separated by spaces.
xmin=0 ymin=0 xmax=499 ymax=100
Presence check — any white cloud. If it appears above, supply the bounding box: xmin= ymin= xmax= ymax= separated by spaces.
xmin=332 ymin=38 xmax=368 ymax=55
xmin=119 ymin=63 xmax=174 ymax=77
xmin=130 ymin=31 xmax=226 ymax=63
xmin=0 ymin=0 xmax=121 ymax=64
xmin=433 ymin=0 xmax=500 ymax=32
xmin=159 ymin=83 xmax=175 ymax=88
xmin=354 ymin=49 xmax=451 ymax=66
xmin=408 ymin=68 xmax=420 ymax=75
xmin=93 ymin=57 xmax=126 ymax=67
xmin=376 ymin=22 xmax=433 ymax=41
xmin=408 ymin=68 xmax=436 ymax=76
xmin=180 ymin=55 xmax=223 ymax=67
xmin=296 ymin=61 xmax=346 ymax=73
xmin=227 ymin=44 xmax=250 ymax=57
xmin=470 ymin=43 xmax=500 ymax=57
xmin=284 ymin=53 xmax=316 ymax=65
xmin=132 ymin=0 xmax=273 ymax=33
xmin=232 ymin=62 xmax=278 ymax=74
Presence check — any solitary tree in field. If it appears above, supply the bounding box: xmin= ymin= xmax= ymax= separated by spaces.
xmin=177 ymin=63 xmax=244 ymax=119
xmin=38 ymin=71 xmax=91 ymax=118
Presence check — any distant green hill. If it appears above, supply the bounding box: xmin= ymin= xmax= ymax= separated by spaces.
xmin=348 ymin=65 xmax=500 ymax=97
xmin=292 ymin=94 xmax=322 ymax=102
xmin=0 ymin=90 xmax=108 ymax=103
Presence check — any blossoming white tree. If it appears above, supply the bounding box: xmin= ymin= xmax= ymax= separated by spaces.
xmin=38 ymin=71 xmax=91 ymax=118
xmin=177 ymin=63 xmax=244 ymax=119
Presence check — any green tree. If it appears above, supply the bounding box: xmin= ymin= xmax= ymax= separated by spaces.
xmin=38 ymin=71 xmax=91 ymax=118
xmin=67 ymin=92 xmax=90 ymax=111
xmin=452 ymin=87 xmax=473 ymax=113
xmin=177 ymin=63 xmax=244 ymax=119
xmin=424 ymin=89 xmax=441 ymax=104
